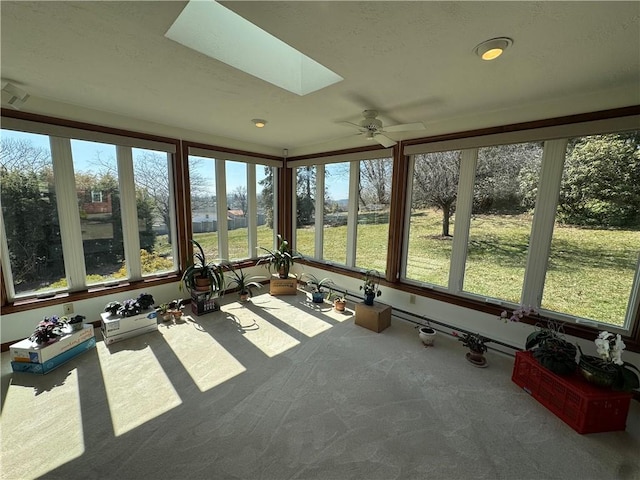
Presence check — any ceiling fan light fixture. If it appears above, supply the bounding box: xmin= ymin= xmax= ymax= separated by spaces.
xmin=474 ymin=37 xmax=513 ymax=61
xmin=252 ymin=118 xmax=267 ymax=128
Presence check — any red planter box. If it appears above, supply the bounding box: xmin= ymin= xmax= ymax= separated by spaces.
xmin=512 ymin=351 xmax=631 ymax=434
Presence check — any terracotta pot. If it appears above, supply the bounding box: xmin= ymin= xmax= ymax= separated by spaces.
xmin=239 ymin=292 xmax=250 ymax=302
xmin=195 ymin=276 xmax=211 ymax=292
xmin=278 ymin=266 xmax=288 ymax=279
xmin=334 ymin=300 xmax=346 ymax=312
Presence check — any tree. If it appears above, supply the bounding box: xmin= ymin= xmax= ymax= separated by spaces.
xmin=412 ymin=151 xmax=461 ymax=237
xmin=230 ymin=185 xmax=247 ymax=216
xmin=0 ymin=139 xmax=59 ymax=287
xmin=559 ymin=133 xmax=640 ymax=227
xmin=359 ymin=158 xmax=392 ymax=207
xmin=259 ymin=166 xmax=274 ymax=228
xmin=297 ymin=166 xmax=316 ymax=226
xmin=474 ymin=143 xmax=543 ymax=213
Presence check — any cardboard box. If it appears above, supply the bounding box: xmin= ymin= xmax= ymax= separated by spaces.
xmin=100 ymin=309 xmax=157 ymax=335
xmin=269 ymin=275 xmax=298 ymax=295
xmin=190 ymin=291 xmax=220 ymax=315
xmin=10 ymin=324 xmax=95 ymax=364
xmin=11 ymin=337 xmax=97 ymax=374
xmin=355 ymin=303 xmax=392 ymax=333
xmin=101 ymin=322 xmax=158 ymax=346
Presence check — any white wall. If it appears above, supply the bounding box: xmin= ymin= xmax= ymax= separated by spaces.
xmin=294 ymin=264 xmax=640 ymax=367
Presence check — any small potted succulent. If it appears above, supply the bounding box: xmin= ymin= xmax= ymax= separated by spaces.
xmin=360 ymin=269 xmax=382 ymax=306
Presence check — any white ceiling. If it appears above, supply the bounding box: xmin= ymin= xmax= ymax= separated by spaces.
xmin=1 ymin=1 xmax=639 ymax=156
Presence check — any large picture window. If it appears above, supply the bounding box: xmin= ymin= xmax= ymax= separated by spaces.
xmin=1 ymin=126 xmax=178 ymax=300
xmin=405 ymin=151 xmax=461 ymax=287
xmin=463 ymin=143 xmax=543 ymax=302
xmin=542 ymin=133 xmax=640 ymax=327
xmin=187 ymin=148 xmax=278 ymax=262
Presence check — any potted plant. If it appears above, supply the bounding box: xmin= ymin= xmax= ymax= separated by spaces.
xmin=156 ymin=303 xmax=173 ymax=322
xmin=302 ymin=273 xmax=335 ymax=303
xmin=360 ymin=269 xmax=382 ymax=306
xmin=578 ymin=331 xmax=640 ymax=391
xmin=181 ymin=239 xmax=226 ymax=299
xmin=260 ymin=235 xmax=298 ymax=279
xmin=104 ymin=301 xmax=122 ymax=316
xmin=68 ymin=314 xmax=85 ymax=331
xmin=525 ymin=320 xmax=577 ymax=376
xmin=228 ymin=267 xmax=265 ymax=301
xmin=167 ymin=299 xmax=185 ymax=320
xmin=29 ymin=315 xmax=69 ymax=345
xmin=417 ymin=318 xmax=436 ymax=346
xmin=332 ymin=290 xmax=347 ymax=312
xmin=455 ymin=331 xmax=489 ymax=367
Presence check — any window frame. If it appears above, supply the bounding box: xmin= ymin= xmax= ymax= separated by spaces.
xmin=0 ymin=111 xmax=182 ymax=311
xmin=401 ymin=118 xmax=640 ymax=336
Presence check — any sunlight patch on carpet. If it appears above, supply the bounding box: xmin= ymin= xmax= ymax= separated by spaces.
xmin=160 ymin=320 xmax=246 ymax=392
xmin=0 ymin=369 xmax=84 ymax=478
xmin=97 ymin=342 xmax=181 ymax=436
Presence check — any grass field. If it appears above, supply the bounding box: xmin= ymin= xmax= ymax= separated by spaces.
xmin=189 ymin=208 xmax=637 ymax=327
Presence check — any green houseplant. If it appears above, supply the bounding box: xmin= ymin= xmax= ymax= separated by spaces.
xmin=260 ymin=235 xmax=298 ymax=279
xmin=360 ymin=269 xmax=382 ymax=305
xmin=525 ymin=320 xmax=577 ymax=376
xmin=228 ymin=267 xmax=265 ymax=301
xmin=181 ymin=239 xmax=226 ymax=299
xmin=454 ymin=331 xmax=490 ymax=367
xmin=302 ymin=273 xmax=335 ymax=303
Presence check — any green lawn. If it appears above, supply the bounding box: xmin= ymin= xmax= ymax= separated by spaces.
xmin=184 ymin=209 xmax=638 ymax=327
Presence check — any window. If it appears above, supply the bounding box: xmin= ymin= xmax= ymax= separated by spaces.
xmin=0 ymin=120 xmax=178 ymax=301
xmin=91 ymin=190 xmax=103 ymax=203
xmin=355 ymin=157 xmax=392 ymax=273
xmin=323 ymin=162 xmax=350 ymax=265
xmin=295 ymin=166 xmax=316 ymax=258
xmin=227 ymin=161 xmax=248 ymax=260
xmin=405 ymin=151 xmax=461 ymax=287
xmin=189 ymin=155 xmax=219 ymax=260
xmin=0 ymin=130 xmax=66 ymax=298
xmin=132 ymin=148 xmax=178 ymax=277
xmin=541 ymin=132 xmax=640 ymax=328
xmin=463 ymin=143 xmax=543 ymax=302
xmin=187 ymin=147 xmax=279 ymax=261
xmin=401 ymin=119 xmax=640 ymax=336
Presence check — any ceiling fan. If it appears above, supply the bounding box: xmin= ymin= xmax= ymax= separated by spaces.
xmin=342 ymin=110 xmax=426 ymax=147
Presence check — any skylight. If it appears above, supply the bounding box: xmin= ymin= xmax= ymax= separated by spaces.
xmin=165 ymin=0 xmax=343 ymax=96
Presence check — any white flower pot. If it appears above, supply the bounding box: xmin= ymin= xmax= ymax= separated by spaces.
xmin=418 ymin=326 xmax=436 ymax=346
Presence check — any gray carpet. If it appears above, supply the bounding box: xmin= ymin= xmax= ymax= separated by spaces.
xmin=2 ymin=291 xmax=639 ymax=480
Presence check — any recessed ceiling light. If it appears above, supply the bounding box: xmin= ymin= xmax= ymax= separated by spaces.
xmin=474 ymin=37 xmax=513 ymax=61
xmin=252 ymin=119 xmax=267 ymax=128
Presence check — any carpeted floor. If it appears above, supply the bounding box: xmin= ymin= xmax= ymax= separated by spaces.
xmin=2 ymin=291 xmax=639 ymax=480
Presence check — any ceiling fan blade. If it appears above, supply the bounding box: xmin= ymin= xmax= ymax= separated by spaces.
xmin=375 ymin=134 xmax=397 ymax=148
xmin=384 ymin=122 xmax=425 ymax=133
xmin=340 ymin=121 xmax=364 ymax=130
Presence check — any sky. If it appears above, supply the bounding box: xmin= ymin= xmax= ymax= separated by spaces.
xmin=2 ymin=129 xmax=351 ymax=200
